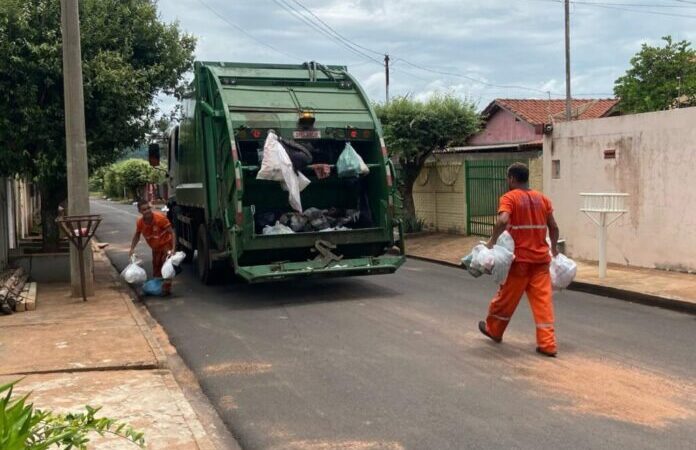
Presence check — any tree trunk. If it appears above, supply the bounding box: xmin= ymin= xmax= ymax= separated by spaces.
xmin=399 ymin=164 xmax=420 ymax=219
xmin=40 ymin=178 xmax=66 ymax=253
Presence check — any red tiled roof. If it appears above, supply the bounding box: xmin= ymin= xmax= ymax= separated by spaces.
xmin=487 ymin=98 xmax=619 ymax=125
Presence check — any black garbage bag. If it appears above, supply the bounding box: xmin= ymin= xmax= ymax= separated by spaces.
xmin=303 ymin=207 xmax=325 ymax=221
xmin=256 ymin=211 xmax=277 ymax=233
xmin=279 ymin=137 xmax=313 ymax=173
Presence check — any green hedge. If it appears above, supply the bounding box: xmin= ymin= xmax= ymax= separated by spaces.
xmin=91 ymin=159 xmax=165 ymax=200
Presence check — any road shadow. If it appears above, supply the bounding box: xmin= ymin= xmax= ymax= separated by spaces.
xmin=103 ymin=244 xmax=403 ymax=310
xmin=202 ymin=275 xmax=402 ymax=310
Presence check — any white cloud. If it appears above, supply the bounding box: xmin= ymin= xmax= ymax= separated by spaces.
xmin=157 ymin=0 xmax=695 ymax=111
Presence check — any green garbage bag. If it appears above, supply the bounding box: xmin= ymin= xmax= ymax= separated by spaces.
xmin=337 ymin=143 xmax=365 ymax=178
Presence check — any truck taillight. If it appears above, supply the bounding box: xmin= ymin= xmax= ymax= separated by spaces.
xmin=251 ymin=129 xmax=262 ymax=139
xmin=349 ymin=129 xmax=358 ymax=139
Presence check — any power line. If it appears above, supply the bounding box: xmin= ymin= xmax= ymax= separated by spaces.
xmin=287 ymin=0 xmax=384 ymax=56
xmin=574 ymin=0 xmax=696 ymax=7
xmin=196 ymin=1 xmax=616 ymax=99
xmin=580 ymin=2 xmax=696 ymax=18
xmin=269 ymin=1 xmax=471 ymax=83
xmin=272 ymin=0 xmax=384 ymax=66
xmin=528 ymin=0 xmax=696 ymax=7
xmin=527 ymin=0 xmax=696 ymax=17
xmin=272 ymin=1 xmax=561 ymax=95
xmin=393 ymin=58 xmax=556 ymax=94
xmin=196 ymin=0 xmax=300 ymax=60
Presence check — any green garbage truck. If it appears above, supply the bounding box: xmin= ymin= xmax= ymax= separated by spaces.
xmin=162 ymin=61 xmax=405 ymax=283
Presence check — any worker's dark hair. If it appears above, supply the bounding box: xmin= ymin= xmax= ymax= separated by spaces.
xmin=136 ymin=198 xmax=150 ymax=210
xmin=507 ymin=162 xmax=529 ymax=183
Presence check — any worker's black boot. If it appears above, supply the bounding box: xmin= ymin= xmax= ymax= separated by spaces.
xmin=478 ymin=321 xmax=501 ymax=343
xmin=536 ymin=347 xmax=557 ymax=357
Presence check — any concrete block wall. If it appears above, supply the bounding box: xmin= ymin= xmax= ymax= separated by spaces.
xmin=414 ymin=151 xmax=543 ymax=235
xmin=529 ymin=157 xmax=543 ymax=192
xmin=413 ymin=163 xmax=466 ymax=234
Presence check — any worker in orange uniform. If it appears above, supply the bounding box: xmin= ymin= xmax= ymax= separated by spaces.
xmin=478 ymin=162 xmax=560 ymax=357
xmin=129 ymin=199 xmax=176 ymax=293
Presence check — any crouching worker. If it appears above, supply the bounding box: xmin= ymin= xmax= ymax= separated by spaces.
xmin=478 ymin=163 xmax=560 ymax=357
xmin=129 ymin=199 xmax=176 ymax=295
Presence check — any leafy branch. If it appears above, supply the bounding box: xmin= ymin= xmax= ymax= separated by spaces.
xmin=1 ymin=379 xmax=145 ymax=450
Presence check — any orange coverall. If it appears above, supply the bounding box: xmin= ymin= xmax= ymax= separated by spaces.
xmin=485 ymin=189 xmax=556 ymax=353
xmin=136 ymin=212 xmax=174 ymax=278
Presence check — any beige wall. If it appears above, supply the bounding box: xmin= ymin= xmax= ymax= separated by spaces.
xmin=414 ymin=151 xmax=543 ymax=234
xmin=544 ymin=107 xmax=696 ymax=271
xmin=529 ymin=157 xmax=543 ymax=192
xmin=413 ymin=161 xmax=466 ymax=234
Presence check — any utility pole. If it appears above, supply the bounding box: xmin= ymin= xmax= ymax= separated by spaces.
xmin=384 ymin=54 xmax=390 ymax=104
xmin=60 ymin=0 xmax=94 ymax=298
xmin=564 ymin=0 xmax=572 ymax=120
xmin=677 ymin=76 xmax=682 ymax=108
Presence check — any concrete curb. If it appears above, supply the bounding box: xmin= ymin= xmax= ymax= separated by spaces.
xmin=568 ymin=281 xmax=696 ymax=315
xmin=407 ymin=255 xmax=696 ymax=315
xmin=95 ymin=242 xmax=243 ymax=450
xmin=93 ymin=242 xmax=168 ymax=368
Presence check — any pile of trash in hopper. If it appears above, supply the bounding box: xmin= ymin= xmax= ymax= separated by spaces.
xmin=256 ymin=207 xmax=364 ymax=235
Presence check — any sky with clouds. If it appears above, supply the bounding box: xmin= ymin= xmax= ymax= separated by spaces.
xmin=156 ymin=0 xmax=696 ymax=111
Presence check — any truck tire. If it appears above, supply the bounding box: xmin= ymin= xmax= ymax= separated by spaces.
xmin=172 ymin=205 xmax=194 ymax=263
xmin=176 ymin=222 xmax=194 ymax=263
xmin=196 ymin=224 xmax=221 ymax=284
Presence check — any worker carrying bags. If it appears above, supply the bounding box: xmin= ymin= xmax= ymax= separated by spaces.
xmin=462 ymin=231 xmax=577 ymax=290
xmin=461 ymin=231 xmax=515 ymax=285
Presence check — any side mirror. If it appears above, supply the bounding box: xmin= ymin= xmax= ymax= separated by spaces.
xmin=148 ymin=143 xmax=160 ymax=167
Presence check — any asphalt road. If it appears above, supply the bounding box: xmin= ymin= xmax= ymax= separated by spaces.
xmin=93 ymin=199 xmax=696 ymax=450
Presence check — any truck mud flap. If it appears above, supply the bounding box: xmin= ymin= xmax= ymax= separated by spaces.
xmin=235 ymin=255 xmax=405 ymax=283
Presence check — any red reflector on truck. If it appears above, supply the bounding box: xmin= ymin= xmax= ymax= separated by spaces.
xmin=230 ymin=140 xmax=239 ymax=162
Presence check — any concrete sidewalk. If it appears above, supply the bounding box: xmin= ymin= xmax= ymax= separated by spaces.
xmin=0 ymin=247 xmax=239 ymax=449
xmin=406 ymin=233 xmax=696 ymax=314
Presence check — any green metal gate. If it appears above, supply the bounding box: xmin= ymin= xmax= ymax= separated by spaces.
xmin=465 ymin=159 xmax=527 ymax=236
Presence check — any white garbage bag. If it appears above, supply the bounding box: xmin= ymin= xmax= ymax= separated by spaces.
xmin=257 ymin=132 xmax=310 ymax=212
xmin=462 ymin=233 xmax=515 ymax=284
xmin=169 ymin=251 xmax=187 ymax=266
xmin=491 ymin=245 xmax=515 ymax=285
xmin=262 ymin=221 xmax=295 ymax=235
xmin=497 ymin=231 xmax=515 ymax=253
xmin=461 ymin=250 xmax=484 ymax=278
xmin=161 ymin=255 xmax=176 ymax=279
xmin=121 ymin=255 xmax=147 ymax=285
xmin=550 ymin=253 xmax=577 ymax=290
xmin=474 ymin=245 xmax=496 ymax=272
xmin=257 ymin=131 xmax=285 ymax=182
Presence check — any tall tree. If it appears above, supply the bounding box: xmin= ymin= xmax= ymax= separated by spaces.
xmin=0 ymin=0 xmax=195 ymax=250
xmin=375 ymin=94 xmax=480 ymax=219
xmin=614 ymin=36 xmax=696 ymax=113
